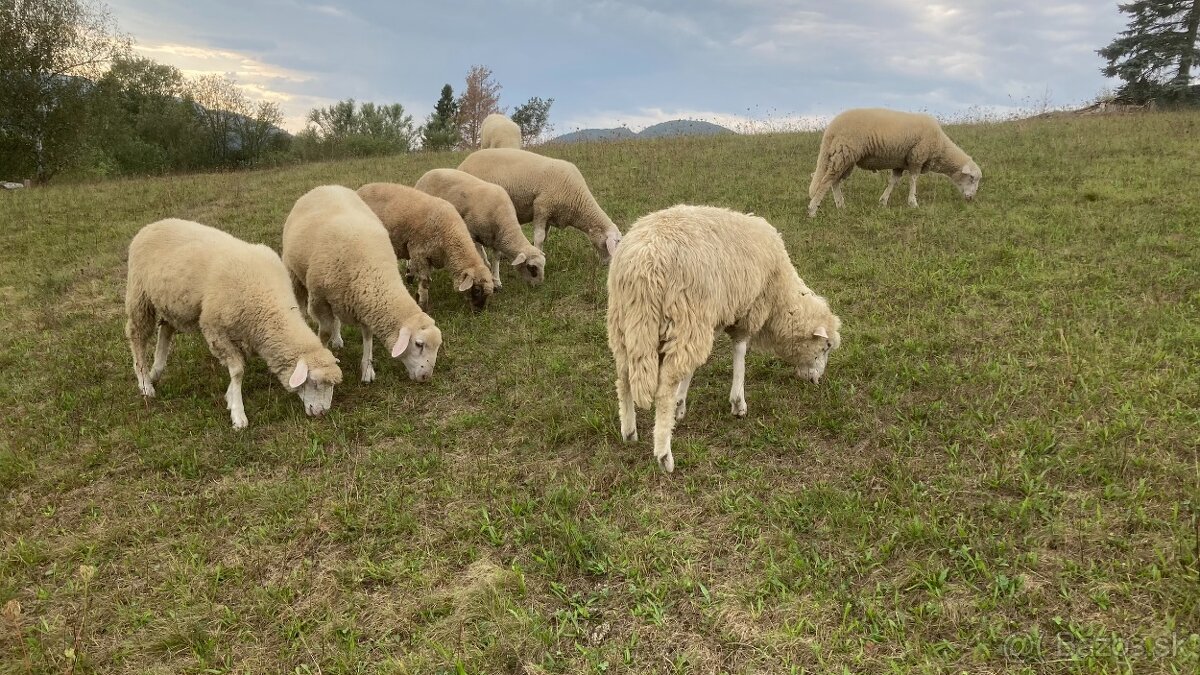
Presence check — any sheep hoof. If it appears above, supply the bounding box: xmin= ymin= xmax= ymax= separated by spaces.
xmin=230 ymin=411 xmax=248 ymax=429
xmin=330 ymin=335 xmax=344 ymax=350
xmin=656 ymin=451 xmax=675 ymax=474
xmin=138 ymin=381 xmax=156 ymax=397
xmin=730 ymin=397 xmax=747 ymax=418
xmin=622 ymin=429 xmax=638 ymax=443
xmin=907 ymin=199 xmax=919 ymax=208
xmin=149 ymin=368 xmax=164 ymax=383
xmin=360 ymin=364 xmax=375 ymax=383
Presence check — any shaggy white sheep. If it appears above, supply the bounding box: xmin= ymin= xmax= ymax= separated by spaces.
xmin=413 ymin=168 xmax=546 ymax=288
xmin=481 ymin=113 xmax=521 ymax=149
xmin=457 ymin=148 xmax=622 ymax=263
xmin=808 ymin=108 xmax=981 ymax=216
xmin=125 ymin=218 xmax=343 ymax=428
xmin=282 ymin=185 xmax=442 ymax=383
xmin=356 ymin=182 xmax=495 ymax=310
xmin=607 ymin=205 xmax=842 ymax=472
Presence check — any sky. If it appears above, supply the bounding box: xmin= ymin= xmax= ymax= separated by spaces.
xmin=104 ymin=1 xmax=1127 ymax=134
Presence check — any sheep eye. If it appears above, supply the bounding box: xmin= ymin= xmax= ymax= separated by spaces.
xmin=415 ymin=340 xmax=425 ymax=350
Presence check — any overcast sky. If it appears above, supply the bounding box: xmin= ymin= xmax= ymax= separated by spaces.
xmin=105 ymin=1 xmax=1126 ymax=134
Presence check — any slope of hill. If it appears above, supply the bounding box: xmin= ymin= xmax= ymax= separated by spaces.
xmin=2 ymin=112 xmax=1197 ymax=673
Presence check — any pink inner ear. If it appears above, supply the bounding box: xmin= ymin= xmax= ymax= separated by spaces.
xmin=392 ymin=326 xmax=412 ymax=357
xmin=813 ymin=326 xmax=829 ymax=339
xmin=606 ymin=236 xmax=618 ymax=256
xmin=289 ymin=359 xmax=309 ymax=388
xmin=457 ymin=277 xmax=474 ymax=292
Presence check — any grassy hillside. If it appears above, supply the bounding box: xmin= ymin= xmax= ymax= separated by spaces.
xmin=1 ymin=112 xmax=1198 ymax=674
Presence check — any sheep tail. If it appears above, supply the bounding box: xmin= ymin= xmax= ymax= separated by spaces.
xmin=609 ymin=265 xmax=663 ymax=409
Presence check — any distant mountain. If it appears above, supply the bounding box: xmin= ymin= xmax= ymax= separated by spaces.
xmin=638 ymin=119 xmax=734 ymax=138
xmin=550 ymin=119 xmax=734 ymax=144
xmin=551 ymin=127 xmax=638 ymax=143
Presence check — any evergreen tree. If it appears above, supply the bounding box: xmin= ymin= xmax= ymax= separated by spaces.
xmin=421 ymin=84 xmax=460 ymax=151
xmin=1099 ymin=0 xmax=1200 ymax=103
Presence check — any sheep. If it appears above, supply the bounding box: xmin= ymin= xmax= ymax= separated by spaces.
xmin=356 ymin=182 xmax=495 ymax=311
xmin=282 ymin=185 xmax=442 ymax=383
xmin=481 ymin=113 xmax=521 ymax=149
xmin=457 ymin=148 xmax=622 ymax=263
xmin=413 ymin=168 xmax=546 ymax=289
xmin=125 ymin=218 xmax=343 ymax=429
xmin=807 ymin=108 xmax=982 ymax=216
xmin=607 ymin=205 xmax=842 ymax=473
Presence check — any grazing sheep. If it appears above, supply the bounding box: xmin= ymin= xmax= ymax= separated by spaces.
xmin=125 ymin=218 xmax=343 ymax=428
xmin=414 ymin=168 xmax=546 ymax=288
xmin=356 ymin=182 xmax=495 ymax=311
xmin=481 ymin=113 xmax=521 ymax=149
xmin=807 ymin=108 xmax=982 ymax=216
xmin=282 ymin=185 xmax=442 ymax=383
xmin=457 ymin=148 xmax=622 ymax=263
xmin=607 ymin=205 xmax=842 ymax=473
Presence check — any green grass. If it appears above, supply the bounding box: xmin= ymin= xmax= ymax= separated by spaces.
xmin=1 ymin=111 xmax=1199 ymax=674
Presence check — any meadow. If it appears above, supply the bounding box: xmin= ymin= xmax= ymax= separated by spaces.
xmin=0 ymin=111 xmax=1198 ymax=674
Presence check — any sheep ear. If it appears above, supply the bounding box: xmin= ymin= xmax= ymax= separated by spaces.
xmin=456 ymin=275 xmax=474 ymax=292
xmin=391 ymin=327 xmax=412 ymax=357
xmin=288 ymin=359 xmax=309 ymax=388
xmin=605 ymin=234 xmax=619 ymax=257
xmin=812 ymin=326 xmax=829 ymax=339
xmin=961 ymin=163 xmax=974 ymax=175
xmin=511 ymin=252 xmax=527 ymax=266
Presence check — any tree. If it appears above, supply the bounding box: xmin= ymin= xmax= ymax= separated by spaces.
xmin=186 ymin=74 xmax=251 ymax=166
xmin=0 ymin=0 xmax=130 ymax=182
xmin=511 ymin=96 xmax=555 ymax=145
xmin=456 ymin=65 xmax=502 ymax=149
xmin=1099 ymin=0 xmax=1200 ymax=103
xmin=299 ymin=98 xmax=416 ymax=158
xmin=90 ymin=55 xmax=199 ymax=174
xmin=421 ymin=84 xmax=460 ymax=151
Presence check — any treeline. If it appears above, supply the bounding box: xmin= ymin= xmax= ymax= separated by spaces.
xmin=0 ymin=0 xmax=552 ymax=183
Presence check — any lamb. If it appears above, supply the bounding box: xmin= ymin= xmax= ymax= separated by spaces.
xmin=125 ymin=218 xmax=343 ymax=428
xmin=356 ymin=182 xmax=495 ymax=310
xmin=413 ymin=168 xmax=546 ymax=289
xmin=457 ymin=148 xmax=622 ymax=263
xmin=807 ymin=108 xmax=982 ymax=216
xmin=480 ymin=113 xmax=521 ymax=149
xmin=607 ymin=205 xmax=842 ymax=473
xmin=282 ymin=185 xmax=442 ymax=383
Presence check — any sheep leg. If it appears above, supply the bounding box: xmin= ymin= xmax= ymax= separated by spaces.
xmin=831 ymin=181 xmax=846 ymax=209
xmin=653 ymin=377 xmax=683 ymax=473
xmin=149 ymin=322 xmax=176 ymax=384
xmin=531 ymin=200 xmax=551 ymax=250
xmin=360 ymin=326 xmax=375 ymax=383
xmin=879 ymin=169 xmax=903 ymax=206
xmin=673 ymin=370 xmax=694 ymax=422
xmin=125 ymin=298 xmax=157 ymax=397
xmin=309 ymin=295 xmax=342 ymax=349
xmin=616 ymin=361 xmax=637 ymax=443
xmin=416 ymin=267 xmax=431 ymax=309
xmin=729 ymin=338 xmax=750 ymax=417
xmin=204 ymin=330 xmax=249 ymax=429
xmin=907 ymin=168 xmax=921 ymax=207
xmin=290 ymin=274 xmax=310 ymax=320
xmin=481 ymin=244 xmax=503 ymax=290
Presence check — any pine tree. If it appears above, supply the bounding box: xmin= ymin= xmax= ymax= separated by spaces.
xmin=1099 ymin=0 xmax=1200 ymax=103
xmin=420 ymin=84 xmax=459 ymax=151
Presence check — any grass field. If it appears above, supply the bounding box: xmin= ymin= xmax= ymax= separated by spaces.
xmin=1 ymin=111 xmax=1198 ymax=674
